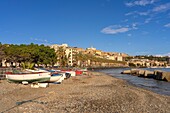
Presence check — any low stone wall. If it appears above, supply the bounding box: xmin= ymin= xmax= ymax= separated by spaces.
xmin=121 ymin=69 xmax=170 ymax=82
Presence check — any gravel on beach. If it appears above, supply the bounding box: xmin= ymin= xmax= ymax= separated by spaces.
xmin=0 ymin=71 xmax=170 ymax=113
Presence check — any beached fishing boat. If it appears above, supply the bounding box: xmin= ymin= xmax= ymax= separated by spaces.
xmin=49 ymin=73 xmax=64 ymax=82
xmin=49 ymin=72 xmax=71 ymax=83
xmin=25 ymin=68 xmax=49 ymax=73
xmin=6 ymin=72 xmax=51 ymax=83
xmin=61 ymin=70 xmax=76 ymax=77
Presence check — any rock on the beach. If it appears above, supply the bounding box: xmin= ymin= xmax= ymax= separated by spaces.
xmin=121 ymin=69 xmax=170 ymax=82
xmin=138 ymin=69 xmax=145 ymax=76
xmin=143 ymin=70 xmax=154 ymax=78
xmin=121 ymin=70 xmax=131 ymax=74
xmin=161 ymin=72 xmax=169 ymax=81
xmin=163 ymin=72 xmax=170 ymax=82
xmin=131 ymin=69 xmax=140 ymax=76
xmin=154 ymin=70 xmax=164 ymax=80
xmin=154 ymin=70 xmax=170 ymax=82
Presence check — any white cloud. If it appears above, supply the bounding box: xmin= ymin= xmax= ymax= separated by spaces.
xmin=164 ymin=23 xmax=170 ymax=27
xmin=132 ymin=23 xmax=138 ymax=29
xmin=101 ymin=25 xmax=130 ymax=34
xmin=125 ymin=2 xmax=170 ymax=29
xmin=152 ymin=3 xmax=170 ymax=12
xmin=138 ymin=11 xmax=150 ymax=16
xmin=156 ymin=53 xmax=170 ymax=57
xmin=122 ymin=19 xmax=129 ymax=22
xmin=101 ymin=24 xmax=138 ymax=35
xmin=127 ymin=34 xmax=132 ymax=37
xmin=125 ymin=0 xmax=157 ymax=7
xmin=125 ymin=11 xmax=150 ymax=16
xmin=125 ymin=3 xmax=170 ymax=17
xmin=144 ymin=18 xmax=152 ymax=23
xmin=125 ymin=11 xmax=136 ymax=16
xmin=30 ymin=37 xmax=49 ymax=43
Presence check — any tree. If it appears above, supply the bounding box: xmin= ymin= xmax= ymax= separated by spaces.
xmin=4 ymin=44 xmax=21 ymax=66
xmin=3 ymin=43 xmax=57 ymax=68
xmin=75 ymin=52 xmax=85 ymax=67
xmin=0 ymin=43 xmax=6 ymax=63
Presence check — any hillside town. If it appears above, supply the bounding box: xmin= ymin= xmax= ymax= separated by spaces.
xmin=128 ymin=56 xmax=170 ymax=68
xmin=0 ymin=43 xmax=170 ymax=68
xmin=50 ymin=43 xmax=170 ymax=68
xmin=50 ymin=43 xmax=128 ymax=67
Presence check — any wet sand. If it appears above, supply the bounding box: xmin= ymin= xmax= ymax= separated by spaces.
xmin=0 ymin=71 xmax=170 ymax=113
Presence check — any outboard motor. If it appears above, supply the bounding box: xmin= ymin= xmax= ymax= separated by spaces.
xmin=65 ymin=73 xmax=71 ymax=79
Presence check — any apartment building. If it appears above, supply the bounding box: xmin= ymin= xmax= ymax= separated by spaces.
xmin=50 ymin=44 xmax=68 ymax=52
xmin=65 ymin=47 xmax=85 ymax=66
xmin=50 ymin=44 xmax=127 ymax=66
xmin=51 ymin=44 xmax=87 ymax=66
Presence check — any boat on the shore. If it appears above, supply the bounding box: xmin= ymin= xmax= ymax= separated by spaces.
xmin=49 ymin=73 xmax=64 ymax=83
xmin=5 ymin=67 xmax=89 ymax=84
xmin=25 ymin=68 xmax=49 ymax=72
xmin=6 ymin=72 xmax=51 ymax=83
xmin=61 ymin=70 xmax=76 ymax=77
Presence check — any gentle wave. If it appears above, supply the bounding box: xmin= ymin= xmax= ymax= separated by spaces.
xmin=96 ymin=68 xmax=170 ymax=96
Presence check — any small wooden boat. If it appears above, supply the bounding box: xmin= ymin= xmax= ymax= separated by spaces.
xmin=6 ymin=72 xmax=51 ymax=83
xmin=49 ymin=73 xmax=63 ymax=82
xmin=49 ymin=72 xmax=70 ymax=83
xmin=25 ymin=68 xmax=49 ymax=73
xmin=75 ymin=70 xmax=83 ymax=75
xmin=61 ymin=70 xmax=76 ymax=77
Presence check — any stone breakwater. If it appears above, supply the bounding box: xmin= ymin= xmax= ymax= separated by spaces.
xmin=121 ymin=69 xmax=170 ymax=82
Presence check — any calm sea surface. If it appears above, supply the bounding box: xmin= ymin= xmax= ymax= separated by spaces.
xmin=96 ymin=68 xmax=170 ymax=96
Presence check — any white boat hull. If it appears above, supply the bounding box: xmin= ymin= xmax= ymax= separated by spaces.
xmin=6 ymin=72 xmax=51 ymax=83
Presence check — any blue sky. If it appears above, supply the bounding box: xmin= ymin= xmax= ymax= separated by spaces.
xmin=0 ymin=0 xmax=170 ymax=56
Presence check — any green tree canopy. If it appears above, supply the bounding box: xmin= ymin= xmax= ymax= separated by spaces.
xmin=2 ymin=43 xmax=57 ymax=67
xmin=0 ymin=43 xmax=6 ymax=62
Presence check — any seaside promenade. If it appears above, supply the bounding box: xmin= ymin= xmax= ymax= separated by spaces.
xmin=0 ymin=71 xmax=170 ymax=113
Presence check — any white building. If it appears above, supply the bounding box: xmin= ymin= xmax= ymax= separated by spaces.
xmin=50 ymin=44 xmax=68 ymax=52
xmin=86 ymin=46 xmax=96 ymax=51
xmin=65 ymin=48 xmax=73 ymax=66
xmin=50 ymin=44 xmax=81 ymax=66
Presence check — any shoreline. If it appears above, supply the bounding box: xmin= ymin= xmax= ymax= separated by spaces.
xmin=87 ymin=66 xmax=129 ymax=70
xmin=93 ymin=71 xmax=170 ymax=95
xmin=0 ymin=71 xmax=170 ymax=112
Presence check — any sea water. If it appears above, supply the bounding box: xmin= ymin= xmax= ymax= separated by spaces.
xmin=96 ymin=68 xmax=170 ymax=96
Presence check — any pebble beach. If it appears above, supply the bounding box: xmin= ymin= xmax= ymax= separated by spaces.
xmin=0 ymin=71 xmax=170 ymax=113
